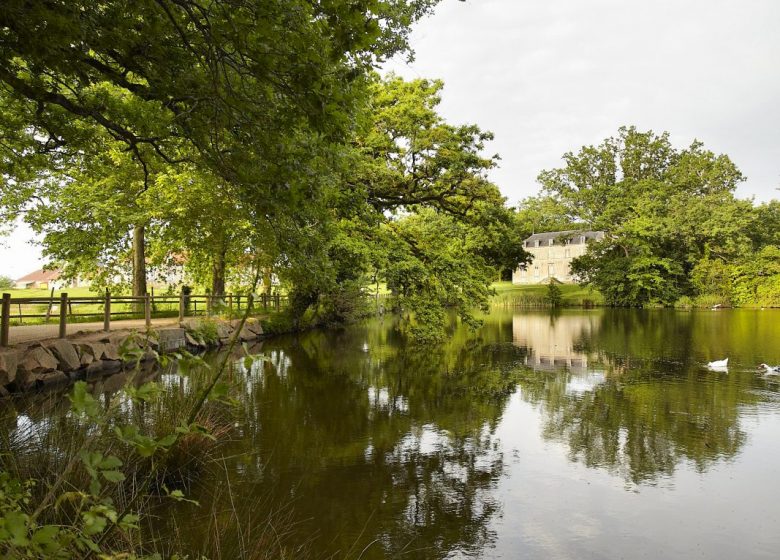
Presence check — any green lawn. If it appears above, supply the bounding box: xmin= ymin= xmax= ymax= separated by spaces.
xmin=491 ymin=281 xmax=603 ymax=307
xmin=1 ymin=287 xmax=99 ymax=298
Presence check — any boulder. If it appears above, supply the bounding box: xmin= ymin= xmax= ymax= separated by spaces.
xmin=0 ymin=350 xmax=20 ymax=386
xmin=158 ymin=328 xmax=186 ymax=352
xmin=46 ymin=340 xmax=81 ymax=372
xmin=40 ymin=371 xmax=69 ymax=389
xmin=17 ymin=346 xmax=59 ymax=389
xmin=102 ymin=342 xmax=121 ymax=361
xmin=237 ymin=326 xmax=256 ymax=342
xmin=185 ymin=332 xmax=205 ymax=348
xmin=77 ymin=342 xmax=107 ymax=362
xmin=245 ymin=319 xmax=264 ymax=336
xmin=216 ymin=322 xmax=233 ymax=342
xmin=78 ymin=350 xmax=94 ymax=367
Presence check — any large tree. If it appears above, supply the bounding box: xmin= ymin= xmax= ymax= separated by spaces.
xmin=1 ymin=0 xmax=439 ymax=294
xmin=538 ymin=126 xmax=751 ymax=306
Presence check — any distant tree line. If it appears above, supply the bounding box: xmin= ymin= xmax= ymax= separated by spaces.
xmin=517 ymin=126 xmax=780 ymax=307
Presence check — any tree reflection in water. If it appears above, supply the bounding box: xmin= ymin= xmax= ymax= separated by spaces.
xmin=5 ymin=309 xmax=777 ymax=558
xmin=166 ymin=316 xmax=525 ymax=559
xmin=513 ymin=310 xmax=758 ymax=485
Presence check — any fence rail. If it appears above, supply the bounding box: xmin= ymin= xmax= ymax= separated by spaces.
xmin=0 ymin=291 xmax=289 ymax=347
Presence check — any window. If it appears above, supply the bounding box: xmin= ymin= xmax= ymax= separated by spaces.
xmin=548 ymin=239 xmax=554 ymax=246
xmin=548 ymin=263 xmax=555 ymax=276
xmin=534 ymin=265 xmax=540 ymax=277
xmin=535 ymin=240 xmax=540 ymax=247
xmin=579 ymin=236 xmax=586 ymax=243
xmin=565 ymin=248 xmax=571 ymax=258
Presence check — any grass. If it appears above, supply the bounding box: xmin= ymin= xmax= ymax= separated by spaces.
xmin=491 ymin=281 xmax=603 ymax=307
xmin=1 ymin=287 xmax=98 ymax=298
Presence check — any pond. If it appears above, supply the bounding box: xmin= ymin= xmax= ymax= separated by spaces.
xmin=10 ymin=308 xmax=780 ymax=558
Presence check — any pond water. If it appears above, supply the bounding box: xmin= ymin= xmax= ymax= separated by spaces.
xmin=12 ymin=308 xmax=780 ymax=558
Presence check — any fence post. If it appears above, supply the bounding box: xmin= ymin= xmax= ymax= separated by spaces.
xmin=144 ymin=292 xmax=151 ymax=328
xmin=103 ymin=289 xmax=111 ymax=332
xmin=206 ymin=295 xmax=211 ymax=317
xmin=275 ymin=293 xmax=280 ymax=310
xmin=59 ymin=293 xmax=68 ymax=339
xmin=262 ymin=293 xmax=268 ymax=310
xmin=248 ymin=293 xmax=254 ymax=313
xmin=1 ymin=293 xmax=10 ymax=347
xmin=178 ymin=289 xmax=185 ymax=322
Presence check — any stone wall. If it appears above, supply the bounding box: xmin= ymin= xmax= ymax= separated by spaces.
xmin=0 ymin=318 xmax=264 ymax=395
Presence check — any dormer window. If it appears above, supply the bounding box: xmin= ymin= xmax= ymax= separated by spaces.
xmin=548 ymin=239 xmax=554 ymax=246
xmin=580 ymin=236 xmax=586 ymax=243
xmin=535 ymin=240 xmax=540 ymax=247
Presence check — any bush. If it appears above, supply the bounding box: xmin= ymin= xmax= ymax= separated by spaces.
xmin=0 ymin=275 xmax=13 ymax=289
xmin=545 ymin=280 xmax=563 ymax=308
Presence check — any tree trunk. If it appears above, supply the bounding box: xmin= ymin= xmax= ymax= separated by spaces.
xmin=262 ymin=267 xmax=273 ymax=295
xmin=211 ymin=247 xmax=227 ymax=296
xmin=132 ymin=225 xmax=147 ymax=297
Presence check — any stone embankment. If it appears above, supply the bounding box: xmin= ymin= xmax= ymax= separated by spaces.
xmin=0 ymin=318 xmax=264 ymax=395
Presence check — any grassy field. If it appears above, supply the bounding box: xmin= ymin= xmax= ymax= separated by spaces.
xmin=1 ymin=287 xmax=99 ymax=298
xmin=491 ymin=281 xmax=603 ymax=307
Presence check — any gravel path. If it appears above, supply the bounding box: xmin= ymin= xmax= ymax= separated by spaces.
xmin=7 ymin=318 xmax=182 ymax=346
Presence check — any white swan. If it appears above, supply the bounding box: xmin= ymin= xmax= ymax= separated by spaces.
xmin=707 ymin=358 xmax=728 ymax=369
xmin=759 ymin=363 xmax=780 ymax=375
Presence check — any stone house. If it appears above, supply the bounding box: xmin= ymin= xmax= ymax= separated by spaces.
xmin=512 ymin=230 xmax=605 ymax=285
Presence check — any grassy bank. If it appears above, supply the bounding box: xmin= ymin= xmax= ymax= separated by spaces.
xmin=491 ymin=281 xmax=603 ymax=307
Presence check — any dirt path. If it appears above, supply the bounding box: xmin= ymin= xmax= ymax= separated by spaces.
xmin=7 ymin=318 xmax=182 ymax=346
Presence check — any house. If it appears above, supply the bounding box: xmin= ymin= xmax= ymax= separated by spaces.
xmin=14 ymin=268 xmax=85 ymax=290
xmin=15 ymin=268 xmax=65 ymax=290
xmin=513 ymin=230 xmax=605 ymax=285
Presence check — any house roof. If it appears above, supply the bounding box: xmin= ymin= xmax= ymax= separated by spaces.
xmin=15 ymin=268 xmax=61 ymax=283
xmin=525 ymin=230 xmax=605 ymax=243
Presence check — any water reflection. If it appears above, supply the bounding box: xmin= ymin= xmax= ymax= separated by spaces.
xmin=181 ymin=328 xmax=518 ymax=560
xmin=513 ymin=311 xmax=599 ymax=373
xmin=511 ymin=310 xmax=770 ymax=484
xmin=4 ymin=309 xmax=780 ymax=559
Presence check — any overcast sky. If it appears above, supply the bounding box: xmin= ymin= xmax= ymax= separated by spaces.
xmin=2 ymin=0 xmax=779 ymax=279
xmin=385 ymin=0 xmax=780 ymax=204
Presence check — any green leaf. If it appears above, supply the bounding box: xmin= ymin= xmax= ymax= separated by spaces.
xmin=101 ymin=470 xmax=125 ymax=483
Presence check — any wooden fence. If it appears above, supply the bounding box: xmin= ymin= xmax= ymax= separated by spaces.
xmin=0 ymin=291 xmax=288 ymax=347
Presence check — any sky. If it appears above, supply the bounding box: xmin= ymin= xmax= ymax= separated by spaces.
xmin=2 ymin=0 xmax=779 ymax=279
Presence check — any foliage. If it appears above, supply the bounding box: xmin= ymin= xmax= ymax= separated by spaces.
xmin=730 ymin=246 xmax=780 ymax=307
xmin=0 ymin=275 xmax=13 ymax=289
xmin=545 ymin=280 xmax=563 ymax=307
xmin=537 ymin=126 xmax=756 ymax=306
xmin=275 ymin=75 xmax=529 ymax=340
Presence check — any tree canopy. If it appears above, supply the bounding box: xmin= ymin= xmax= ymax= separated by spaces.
xmin=535 ymin=126 xmax=779 ymax=307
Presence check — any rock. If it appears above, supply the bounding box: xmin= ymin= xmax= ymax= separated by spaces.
xmin=79 ymin=350 xmax=94 ymax=367
xmin=184 ymin=332 xmax=206 ymax=348
xmin=78 ymin=342 xmax=107 ymax=362
xmin=0 ymin=350 xmax=20 ymax=386
xmin=245 ymin=319 xmax=264 ymax=336
xmin=237 ymin=326 xmax=256 ymax=342
xmin=158 ymin=328 xmax=186 ymax=352
xmin=16 ymin=346 xmax=59 ymax=389
xmin=102 ymin=343 xmax=121 ymax=361
xmin=46 ymin=340 xmax=81 ymax=372
xmin=40 ymin=371 xmax=69 ymax=389
xmin=185 ymin=332 xmax=205 ymax=348
xmin=216 ymin=322 xmax=233 ymax=342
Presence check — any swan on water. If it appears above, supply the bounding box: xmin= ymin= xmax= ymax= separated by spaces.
xmin=707 ymin=358 xmax=728 ymax=369
xmin=758 ymin=363 xmax=780 ymax=375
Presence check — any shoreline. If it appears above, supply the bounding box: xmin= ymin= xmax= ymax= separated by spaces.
xmin=0 ymin=317 xmax=267 ymax=396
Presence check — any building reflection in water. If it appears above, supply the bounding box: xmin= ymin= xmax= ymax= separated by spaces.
xmin=512 ymin=311 xmax=601 ymax=374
